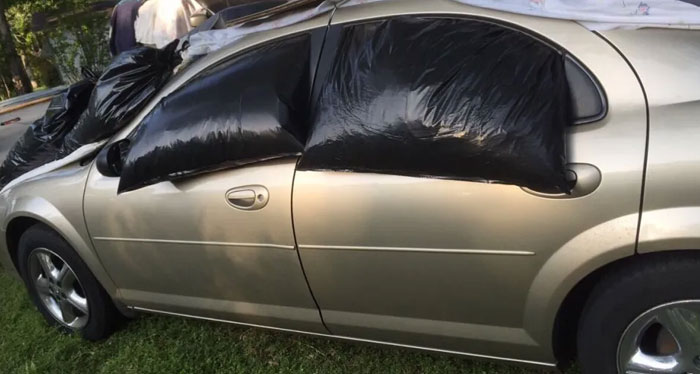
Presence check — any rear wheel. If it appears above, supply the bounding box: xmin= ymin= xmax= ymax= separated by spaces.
xmin=618 ymin=301 xmax=700 ymax=373
xmin=17 ymin=224 xmax=119 ymax=340
xmin=577 ymin=254 xmax=700 ymax=374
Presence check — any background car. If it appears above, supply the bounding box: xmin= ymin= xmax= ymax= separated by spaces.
xmin=1 ymin=1 xmax=699 ymax=373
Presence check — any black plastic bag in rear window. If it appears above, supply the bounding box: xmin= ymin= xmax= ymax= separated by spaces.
xmin=61 ymin=42 xmax=180 ymax=154
xmin=298 ymin=17 xmax=571 ymax=193
xmin=0 ymin=80 xmax=94 ymax=188
xmin=117 ymin=34 xmax=310 ymax=193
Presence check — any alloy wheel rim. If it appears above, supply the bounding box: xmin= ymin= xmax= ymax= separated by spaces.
xmin=28 ymin=248 xmax=89 ymax=329
xmin=618 ymin=300 xmax=700 ymax=373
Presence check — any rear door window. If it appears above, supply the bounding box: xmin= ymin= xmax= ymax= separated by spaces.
xmin=299 ymin=17 xmax=577 ymax=193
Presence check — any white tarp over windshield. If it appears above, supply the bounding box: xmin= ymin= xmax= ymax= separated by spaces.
xmin=454 ymin=0 xmax=700 ymax=30
xmin=181 ymin=0 xmax=700 ymax=62
xmin=182 ymin=1 xmax=331 ymax=61
xmin=135 ymin=0 xmax=204 ymax=48
xmin=181 ymin=0 xmax=380 ymax=61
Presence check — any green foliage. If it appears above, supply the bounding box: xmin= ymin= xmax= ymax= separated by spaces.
xmin=0 ymin=52 xmax=16 ymax=99
xmin=3 ymin=0 xmax=110 ymax=90
xmin=0 ymin=269 xmax=575 ymax=374
xmin=44 ymin=8 xmax=111 ymax=83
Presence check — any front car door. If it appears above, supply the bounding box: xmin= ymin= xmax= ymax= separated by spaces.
xmin=292 ymin=0 xmax=647 ymax=364
xmin=83 ymin=17 xmax=330 ymax=333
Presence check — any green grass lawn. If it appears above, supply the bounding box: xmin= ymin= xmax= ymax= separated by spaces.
xmin=0 ymin=269 xmax=562 ymax=373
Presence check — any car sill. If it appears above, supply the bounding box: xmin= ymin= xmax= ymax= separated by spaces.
xmin=130 ymin=306 xmax=557 ymax=369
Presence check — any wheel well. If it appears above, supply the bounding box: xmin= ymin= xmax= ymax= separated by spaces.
xmin=552 ymin=250 xmax=700 ymax=367
xmin=5 ymin=217 xmax=42 ymax=272
xmin=5 ymin=217 xmax=133 ymax=318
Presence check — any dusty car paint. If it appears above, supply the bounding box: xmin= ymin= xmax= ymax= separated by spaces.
xmin=293 ymin=0 xmax=645 ymax=364
xmin=2 ymin=0 xmax=698 ymax=368
xmin=600 ymin=29 xmax=700 ymax=256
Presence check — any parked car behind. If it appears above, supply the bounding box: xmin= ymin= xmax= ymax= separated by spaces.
xmin=1 ymin=1 xmax=700 ymax=373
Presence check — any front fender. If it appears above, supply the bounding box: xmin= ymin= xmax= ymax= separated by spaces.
xmin=0 ymin=166 xmax=119 ymax=298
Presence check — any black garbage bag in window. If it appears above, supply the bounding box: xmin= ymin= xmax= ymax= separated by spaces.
xmin=117 ymin=35 xmax=310 ymax=193
xmin=61 ymin=41 xmax=181 ymax=154
xmin=0 ymin=79 xmax=95 ymax=188
xmin=298 ymin=17 xmax=571 ymax=192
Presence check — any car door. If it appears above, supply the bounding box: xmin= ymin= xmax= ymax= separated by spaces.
xmin=83 ymin=24 xmax=329 ymax=333
xmin=292 ymin=0 xmax=647 ymax=362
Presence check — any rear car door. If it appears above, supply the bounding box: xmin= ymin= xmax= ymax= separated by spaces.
xmin=83 ymin=24 xmax=328 ymax=333
xmin=292 ymin=0 xmax=647 ymax=363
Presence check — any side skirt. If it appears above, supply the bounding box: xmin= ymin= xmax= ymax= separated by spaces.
xmin=130 ymin=306 xmax=557 ymax=370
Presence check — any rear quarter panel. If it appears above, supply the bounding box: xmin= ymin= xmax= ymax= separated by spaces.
xmin=599 ymin=29 xmax=700 ymax=253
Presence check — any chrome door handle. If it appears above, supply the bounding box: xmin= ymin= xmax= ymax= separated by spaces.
xmin=521 ymin=163 xmax=601 ymax=199
xmin=226 ymin=185 xmax=269 ymax=210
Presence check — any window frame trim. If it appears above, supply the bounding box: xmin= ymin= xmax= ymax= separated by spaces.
xmin=314 ymin=13 xmax=608 ymax=126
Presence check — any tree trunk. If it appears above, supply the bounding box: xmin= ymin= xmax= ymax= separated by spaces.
xmin=0 ymin=0 xmax=32 ymax=95
xmin=0 ymin=74 xmax=10 ymax=98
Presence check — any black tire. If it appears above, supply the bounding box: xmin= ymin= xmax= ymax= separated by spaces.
xmin=17 ymin=224 xmax=119 ymax=341
xmin=577 ymin=253 xmax=700 ymax=374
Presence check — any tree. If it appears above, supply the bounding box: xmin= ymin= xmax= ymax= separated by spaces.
xmin=5 ymin=0 xmax=111 ymax=87
xmin=0 ymin=0 xmax=32 ymax=94
xmin=0 ymin=0 xmax=112 ymax=99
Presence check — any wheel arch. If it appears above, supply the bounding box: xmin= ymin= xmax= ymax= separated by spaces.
xmin=552 ymin=249 xmax=700 ymax=366
xmin=5 ymin=216 xmax=42 ymax=272
xmin=2 ymin=197 xmax=118 ymax=297
xmin=521 ymin=212 xmax=638 ymax=361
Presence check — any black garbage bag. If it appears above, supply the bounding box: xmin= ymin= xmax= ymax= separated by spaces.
xmin=61 ymin=41 xmax=181 ymax=154
xmin=0 ymin=79 xmax=95 ymax=188
xmin=298 ymin=17 xmax=571 ymax=192
xmin=117 ymin=34 xmax=310 ymax=193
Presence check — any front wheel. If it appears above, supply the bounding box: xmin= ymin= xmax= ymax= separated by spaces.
xmin=17 ymin=224 xmax=119 ymax=340
xmin=577 ymin=254 xmax=700 ymax=374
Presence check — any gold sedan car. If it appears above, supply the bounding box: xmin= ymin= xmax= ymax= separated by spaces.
xmin=2 ymin=1 xmax=700 ymax=373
